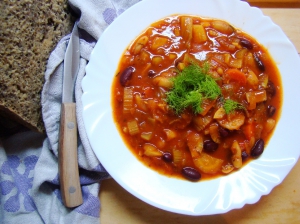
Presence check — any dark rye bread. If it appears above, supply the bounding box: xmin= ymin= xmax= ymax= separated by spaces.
xmin=0 ymin=0 xmax=75 ymax=132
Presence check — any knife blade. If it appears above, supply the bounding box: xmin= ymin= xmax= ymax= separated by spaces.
xmin=59 ymin=23 xmax=83 ymax=208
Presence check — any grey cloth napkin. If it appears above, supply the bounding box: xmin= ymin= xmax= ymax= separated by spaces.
xmin=0 ymin=0 xmax=141 ymax=223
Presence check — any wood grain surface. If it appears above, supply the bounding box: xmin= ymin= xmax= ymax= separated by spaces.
xmin=99 ymin=6 xmax=300 ymax=224
xmin=59 ymin=103 xmax=82 ymax=207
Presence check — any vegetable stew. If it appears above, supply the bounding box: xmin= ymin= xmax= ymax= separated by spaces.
xmin=111 ymin=15 xmax=282 ymax=181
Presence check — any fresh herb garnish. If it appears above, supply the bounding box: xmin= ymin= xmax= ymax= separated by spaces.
xmin=166 ymin=63 xmax=221 ymax=114
xmin=223 ymin=99 xmax=245 ymax=114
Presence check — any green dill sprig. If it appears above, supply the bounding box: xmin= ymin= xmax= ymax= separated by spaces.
xmin=223 ymin=99 xmax=245 ymax=114
xmin=166 ymin=63 xmax=221 ymax=114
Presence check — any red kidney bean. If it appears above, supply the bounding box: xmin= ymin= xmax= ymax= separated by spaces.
xmin=241 ymin=151 xmax=249 ymax=161
xmin=240 ymin=38 xmax=253 ymax=50
xmin=148 ymin=70 xmax=156 ymax=77
xmin=251 ymin=139 xmax=264 ymax=158
xmin=120 ymin=66 xmax=134 ymax=86
xmin=182 ymin=167 xmax=201 ymax=181
xmin=204 ymin=139 xmax=219 ymax=152
xmin=162 ymin=152 xmax=172 ymax=162
xmin=267 ymin=81 xmax=276 ymax=97
xmin=219 ymin=127 xmax=230 ymax=138
xmin=267 ymin=105 xmax=276 ymax=117
xmin=253 ymin=53 xmax=265 ymax=71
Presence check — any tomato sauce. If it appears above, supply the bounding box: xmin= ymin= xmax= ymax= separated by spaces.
xmin=111 ymin=15 xmax=282 ymax=181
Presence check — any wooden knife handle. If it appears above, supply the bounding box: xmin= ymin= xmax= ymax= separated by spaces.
xmin=59 ymin=103 xmax=83 ymax=207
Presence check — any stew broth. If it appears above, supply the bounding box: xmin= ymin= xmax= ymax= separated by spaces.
xmin=111 ymin=15 xmax=282 ymax=181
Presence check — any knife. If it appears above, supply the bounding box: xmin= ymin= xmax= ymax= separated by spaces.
xmin=59 ymin=23 xmax=83 ymax=208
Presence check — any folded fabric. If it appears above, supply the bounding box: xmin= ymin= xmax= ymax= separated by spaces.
xmin=0 ymin=0 xmax=141 ymax=223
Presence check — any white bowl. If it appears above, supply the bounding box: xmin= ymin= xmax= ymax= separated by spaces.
xmin=82 ymin=0 xmax=300 ymax=215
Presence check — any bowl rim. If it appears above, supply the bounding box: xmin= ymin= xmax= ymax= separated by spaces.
xmin=82 ymin=0 xmax=300 ymax=215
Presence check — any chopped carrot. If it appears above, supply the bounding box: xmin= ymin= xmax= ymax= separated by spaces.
xmin=243 ymin=123 xmax=254 ymax=140
xmin=224 ymin=69 xmax=247 ymax=84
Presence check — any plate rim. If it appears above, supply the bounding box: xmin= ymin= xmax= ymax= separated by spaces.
xmin=82 ymin=0 xmax=300 ymax=215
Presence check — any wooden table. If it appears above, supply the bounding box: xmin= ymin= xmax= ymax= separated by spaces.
xmin=99 ymin=4 xmax=300 ymax=224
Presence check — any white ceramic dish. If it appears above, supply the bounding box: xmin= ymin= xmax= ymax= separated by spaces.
xmin=82 ymin=0 xmax=300 ymax=215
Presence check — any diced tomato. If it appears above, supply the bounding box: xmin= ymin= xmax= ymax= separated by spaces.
xmin=224 ymin=69 xmax=247 ymax=84
xmin=142 ymin=87 xmax=154 ymax=98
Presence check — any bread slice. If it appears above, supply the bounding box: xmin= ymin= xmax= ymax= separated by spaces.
xmin=0 ymin=0 xmax=74 ymax=132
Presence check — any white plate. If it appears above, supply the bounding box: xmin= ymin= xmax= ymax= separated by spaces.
xmin=82 ymin=0 xmax=300 ymax=215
